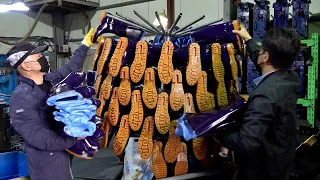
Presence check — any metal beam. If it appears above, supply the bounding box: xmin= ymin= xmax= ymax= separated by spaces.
xmin=223 ymin=0 xmax=237 ymax=22
xmin=89 ymin=0 xmax=157 ymax=12
xmin=52 ymin=12 xmax=64 ymax=71
xmin=167 ymin=0 xmax=174 ymax=28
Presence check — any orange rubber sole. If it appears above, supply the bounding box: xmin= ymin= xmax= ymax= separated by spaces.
xmin=196 ymin=71 xmax=211 ymax=112
xmin=95 ymin=75 xmax=103 ymax=98
xmin=186 ymin=43 xmax=202 ymax=86
xmin=227 ymin=43 xmax=239 ymax=92
xmin=158 ymin=41 xmax=174 ymax=84
xmin=184 ymin=93 xmax=196 ymax=113
xmin=97 ymin=38 xmax=112 ymax=75
xmin=99 ymin=74 xmax=113 ymax=101
xmin=118 ymin=66 xmax=131 ymax=106
xmin=170 ymin=70 xmax=185 ymax=111
xmin=109 ymin=37 xmax=128 ymax=77
xmin=232 ymin=20 xmax=243 ymax=55
xmin=101 ymin=111 xmax=111 ymax=149
xmin=108 ymin=87 xmax=120 ymax=126
xmin=174 ymin=142 xmax=188 ymax=176
xmin=130 ymin=40 xmax=148 ymax=83
xmin=66 ymin=149 xmax=93 ymax=160
xmin=129 ymin=90 xmax=144 ymax=131
xmin=152 ymin=141 xmax=167 ymax=179
xmin=138 ymin=116 xmax=154 ymax=160
xmin=192 ymin=137 xmax=206 ymax=160
xmin=92 ymin=39 xmax=105 ymax=71
xmin=154 ymin=92 xmax=170 ymax=134
xmin=164 ymin=120 xmax=181 ymax=163
xmin=142 ymin=68 xmax=158 ymax=109
xmin=113 ymin=115 xmax=130 ymax=156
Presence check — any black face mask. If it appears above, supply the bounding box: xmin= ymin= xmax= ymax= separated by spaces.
xmin=37 ymin=56 xmax=50 ymax=73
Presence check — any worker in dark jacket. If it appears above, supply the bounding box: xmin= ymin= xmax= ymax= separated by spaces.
xmin=8 ymin=28 xmax=101 ymax=180
xmin=222 ymin=25 xmax=301 ymax=180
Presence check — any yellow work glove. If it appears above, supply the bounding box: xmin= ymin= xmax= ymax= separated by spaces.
xmin=82 ymin=28 xmax=103 ymax=47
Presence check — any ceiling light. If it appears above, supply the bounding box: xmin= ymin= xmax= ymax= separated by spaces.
xmin=153 ymin=9 xmax=168 ymax=30
xmin=0 ymin=2 xmax=29 ymax=13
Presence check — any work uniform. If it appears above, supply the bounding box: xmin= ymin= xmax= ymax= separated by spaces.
xmin=225 ymin=40 xmax=300 ymax=180
xmin=10 ymin=44 xmax=89 ymax=180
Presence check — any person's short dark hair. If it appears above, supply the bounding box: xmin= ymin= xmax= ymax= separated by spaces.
xmin=262 ymin=28 xmax=301 ymax=69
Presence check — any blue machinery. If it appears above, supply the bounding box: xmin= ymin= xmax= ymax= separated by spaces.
xmin=0 ymin=55 xmax=17 ymax=103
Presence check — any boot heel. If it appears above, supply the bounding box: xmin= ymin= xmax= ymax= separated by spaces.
xmin=158 ymin=41 xmax=174 ymax=84
xmin=170 ymin=70 xmax=185 ymax=111
xmin=142 ymin=68 xmax=158 ymax=109
xmin=212 ymin=43 xmax=228 ymax=106
xmin=131 ymin=40 xmax=148 ymax=83
xmin=186 ymin=43 xmax=202 ymax=86
xmin=184 ymin=93 xmax=196 ymax=114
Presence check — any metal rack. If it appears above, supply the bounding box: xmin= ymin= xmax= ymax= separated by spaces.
xmin=296 ymin=33 xmax=319 ymax=128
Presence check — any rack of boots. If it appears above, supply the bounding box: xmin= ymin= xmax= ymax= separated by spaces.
xmin=90 ymin=11 xmax=247 ymax=179
xmin=46 ymin=71 xmax=105 ymax=160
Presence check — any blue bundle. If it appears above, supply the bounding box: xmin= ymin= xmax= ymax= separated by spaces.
xmin=47 ymin=90 xmax=97 ymax=137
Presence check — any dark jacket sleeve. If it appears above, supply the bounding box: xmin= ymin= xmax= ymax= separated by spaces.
xmin=246 ymin=39 xmax=260 ymax=66
xmin=10 ymin=93 xmax=76 ymax=151
xmin=45 ymin=44 xmax=89 ymax=83
xmin=224 ymin=94 xmax=276 ymax=153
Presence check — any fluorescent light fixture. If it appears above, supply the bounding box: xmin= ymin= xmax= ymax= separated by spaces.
xmin=153 ymin=9 xmax=168 ymax=30
xmin=0 ymin=2 xmax=29 ymax=13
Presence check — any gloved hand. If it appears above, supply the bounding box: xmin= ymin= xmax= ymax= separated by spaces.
xmin=82 ymin=28 xmax=103 ymax=47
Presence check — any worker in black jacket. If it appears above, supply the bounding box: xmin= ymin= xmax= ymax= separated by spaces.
xmin=222 ymin=25 xmax=301 ymax=180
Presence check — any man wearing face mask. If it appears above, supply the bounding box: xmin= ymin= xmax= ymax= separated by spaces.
xmin=217 ymin=25 xmax=301 ymax=180
xmin=7 ymin=28 xmax=101 ymax=180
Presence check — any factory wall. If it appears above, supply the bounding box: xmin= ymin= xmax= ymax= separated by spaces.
xmin=0 ymin=0 xmax=53 ymax=54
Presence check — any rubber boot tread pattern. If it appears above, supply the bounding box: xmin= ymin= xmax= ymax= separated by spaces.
xmin=186 ymin=43 xmax=202 ymax=86
xmin=113 ymin=115 xmax=130 ymax=156
xmin=184 ymin=93 xmax=196 ymax=114
xmin=154 ymin=92 xmax=170 ymax=134
xmin=97 ymin=38 xmax=112 ymax=75
xmin=142 ymin=68 xmax=158 ymax=109
xmin=196 ymin=71 xmax=212 ymax=112
xmin=130 ymin=40 xmax=148 ymax=83
xmin=99 ymin=74 xmax=113 ymax=100
xmin=109 ymin=37 xmax=129 ymax=77
xmin=101 ymin=111 xmax=111 ymax=148
xmin=174 ymin=142 xmax=188 ymax=176
xmin=192 ymin=137 xmax=206 ymax=160
xmin=108 ymin=87 xmax=120 ymax=126
xmin=164 ymin=120 xmax=181 ymax=163
xmin=92 ymin=39 xmax=105 ymax=70
xmin=158 ymin=41 xmax=174 ymax=84
xmin=129 ymin=90 xmax=144 ymax=131
xmin=118 ymin=66 xmax=131 ymax=106
xmin=152 ymin=141 xmax=167 ymax=179
xmin=170 ymin=70 xmax=185 ymax=111
xmin=138 ymin=116 xmax=154 ymax=159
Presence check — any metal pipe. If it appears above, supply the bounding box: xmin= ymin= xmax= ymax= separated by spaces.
xmin=107 ymin=13 xmax=158 ymax=34
xmin=134 ymin=10 xmax=162 ymax=34
xmin=155 ymin=11 xmax=166 ymax=34
xmin=115 ymin=12 xmax=155 ymax=33
xmin=173 ymin=18 xmax=223 ymax=36
xmin=88 ymin=0 xmax=157 ymax=12
xmin=168 ymin=13 xmax=182 ymax=36
xmin=173 ymin=15 xmax=205 ymax=35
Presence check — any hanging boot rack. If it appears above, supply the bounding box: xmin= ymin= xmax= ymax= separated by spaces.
xmin=109 ymin=11 xmax=223 ymax=39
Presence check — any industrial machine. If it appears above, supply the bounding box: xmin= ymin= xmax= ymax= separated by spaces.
xmin=292 ymin=0 xmax=310 ymax=39
xmin=273 ymin=0 xmax=290 ymax=28
xmin=253 ymin=0 xmax=270 ymax=42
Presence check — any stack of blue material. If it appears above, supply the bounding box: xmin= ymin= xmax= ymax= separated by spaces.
xmin=47 ymin=90 xmax=97 ymax=138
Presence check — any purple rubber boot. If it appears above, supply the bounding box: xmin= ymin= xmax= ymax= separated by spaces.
xmin=84 ymin=128 xmax=105 ymax=153
xmin=190 ymin=20 xmax=243 ymax=54
xmin=93 ymin=12 xmax=145 ymax=43
xmin=66 ymin=140 xmax=94 ymax=160
xmin=90 ymin=115 xmax=103 ymax=128
xmin=49 ymin=71 xmax=86 ymax=96
xmin=86 ymin=70 xmax=96 ymax=87
xmin=90 ymin=98 xmax=101 ymax=109
xmin=74 ymin=86 xmax=96 ymax=98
